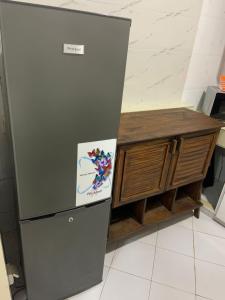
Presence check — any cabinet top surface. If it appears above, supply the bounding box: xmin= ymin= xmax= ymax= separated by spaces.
xmin=118 ymin=108 xmax=223 ymax=145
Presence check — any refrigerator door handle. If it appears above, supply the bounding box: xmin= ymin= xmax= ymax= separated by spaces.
xmin=55 ymin=206 xmax=85 ymax=217
xmin=21 ymin=199 xmax=108 ymax=224
xmin=85 ymin=199 xmax=106 ymax=208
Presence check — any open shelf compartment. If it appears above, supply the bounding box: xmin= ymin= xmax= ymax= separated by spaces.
xmin=109 ymin=200 xmax=145 ymax=241
xmin=174 ymin=181 xmax=202 ymax=214
xmin=144 ymin=182 xmax=203 ymax=225
xmin=144 ymin=194 xmax=173 ymax=225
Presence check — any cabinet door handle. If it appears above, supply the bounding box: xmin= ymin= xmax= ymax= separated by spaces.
xmin=177 ymin=137 xmax=183 ymax=152
xmin=171 ymin=139 xmax=177 ymax=155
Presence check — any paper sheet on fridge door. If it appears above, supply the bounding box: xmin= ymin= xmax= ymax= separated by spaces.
xmin=76 ymin=139 xmax=117 ymax=206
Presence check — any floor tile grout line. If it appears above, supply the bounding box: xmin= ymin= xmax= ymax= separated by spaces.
xmin=148 ymin=224 xmax=159 ymax=300
xmin=193 ymin=212 xmax=225 ymax=300
xmin=155 ymin=244 xmax=194 ymax=258
xmin=136 ymin=239 xmax=158 ymax=247
xmin=163 ymin=223 xmax=194 ymax=232
xmin=192 ymin=215 xmax=197 ymax=297
xmin=147 ymin=281 xmax=152 ymax=300
xmin=151 ymin=279 xmax=196 ymax=296
xmin=195 ymin=292 xmax=214 ymax=300
xmin=137 ymin=225 xmax=192 ymax=248
xmin=158 ymin=222 xmax=194 ymax=232
xmin=128 ymin=236 xmax=157 ymax=248
xmin=195 ymin=256 xmax=225 ymax=269
xmin=150 ymin=243 xmax=195 ymax=259
xmin=60 ymin=0 xmax=74 ymax=8
xmin=107 ymin=241 xmax=120 ymax=267
xmin=194 ymin=228 xmax=225 ymax=240
xmin=110 ymin=265 xmax=151 ymax=282
xmin=130 ymin=230 xmax=195 ymax=259
xmin=193 ymin=215 xmax=197 ymax=300
xmin=99 ymin=266 xmax=111 ymax=300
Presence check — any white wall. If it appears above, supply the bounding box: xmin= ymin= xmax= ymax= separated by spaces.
xmin=12 ymin=0 xmax=202 ymax=112
xmin=182 ymin=0 xmax=225 ymax=109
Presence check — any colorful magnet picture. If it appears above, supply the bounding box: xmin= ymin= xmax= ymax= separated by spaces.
xmin=88 ymin=148 xmax=112 ymax=191
xmin=76 ymin=139 xmax=117 ymax=206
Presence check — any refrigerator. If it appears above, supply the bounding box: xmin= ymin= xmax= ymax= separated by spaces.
xmin=0 ymin=1 xmax=130 ymax=299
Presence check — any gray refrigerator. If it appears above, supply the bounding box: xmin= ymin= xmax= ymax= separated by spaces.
xmin=0 ymin=1 xmax=130 ymax=299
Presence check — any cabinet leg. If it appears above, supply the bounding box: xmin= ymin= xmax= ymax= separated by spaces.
xmin=194 ymin=208 xmax=200 ymax=219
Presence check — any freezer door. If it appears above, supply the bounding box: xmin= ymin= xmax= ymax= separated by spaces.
xmin=20 ymin=200 xmax=110 ymax=300
xmin=0 ymin=2 xmax=130 ymax=219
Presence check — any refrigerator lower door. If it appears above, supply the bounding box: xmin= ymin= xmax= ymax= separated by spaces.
xmin=20 ymin=199 xmax=110 ymax=300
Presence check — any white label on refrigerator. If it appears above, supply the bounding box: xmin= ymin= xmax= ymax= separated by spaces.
xmin=76 ymin=139 xmax=117 ymax=207
xmin=63 ymin=44 xmax=84 ymax=55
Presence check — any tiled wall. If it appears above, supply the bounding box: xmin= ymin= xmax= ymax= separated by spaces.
xmin=182 ymin=0 xmax=225 ymax=109
xmin=11 ymin=0 xmax=202 ymax=112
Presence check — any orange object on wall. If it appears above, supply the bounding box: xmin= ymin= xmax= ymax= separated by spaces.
xmin=220 ymin=75 xmax=225 ymax=91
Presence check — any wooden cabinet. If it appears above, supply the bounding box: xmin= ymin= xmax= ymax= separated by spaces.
xmin=109 ymin=108 xmax=222 ymax=241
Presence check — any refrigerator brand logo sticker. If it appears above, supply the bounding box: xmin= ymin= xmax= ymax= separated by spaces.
xmin=63 ymin=44 xmax=85 ymax=55
xmin=76 ymin=139 xmax=117 ymax=206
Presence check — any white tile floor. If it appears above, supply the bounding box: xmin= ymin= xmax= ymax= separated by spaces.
xmin=68 ymin=212 xmax=225 ymax=300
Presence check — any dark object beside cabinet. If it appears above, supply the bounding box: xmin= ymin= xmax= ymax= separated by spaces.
xmin=109 ymin=108 xmax=223 ymax=241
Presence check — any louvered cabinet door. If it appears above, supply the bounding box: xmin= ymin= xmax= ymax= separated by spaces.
xmin=169 ymin=133 xmax=217 ymax=188
xmin=119 ymin=141 xmax=172 ymax=203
